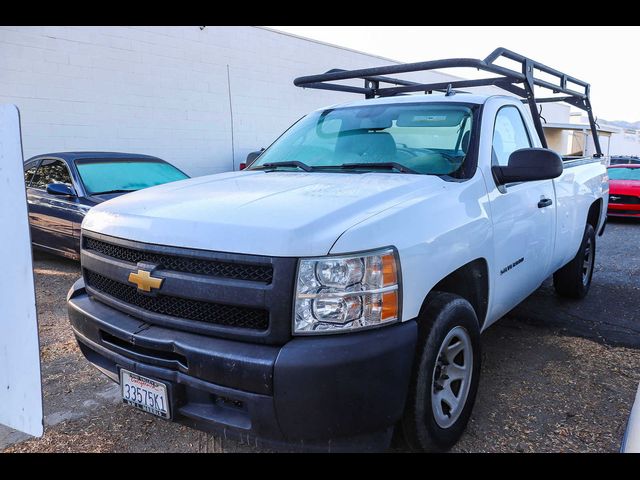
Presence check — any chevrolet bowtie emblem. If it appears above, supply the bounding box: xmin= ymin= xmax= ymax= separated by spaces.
xmin=128 ymin=269 xmax=164 ymax=292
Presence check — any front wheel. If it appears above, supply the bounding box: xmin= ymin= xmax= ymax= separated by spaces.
xmin=553 ymin=223 xmax=596 ymax=299
xmin=400 ymin=292 xmax=481 ymax=452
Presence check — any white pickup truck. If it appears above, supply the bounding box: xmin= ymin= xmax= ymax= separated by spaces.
xmin=67 ymin=49 xmax=609 ymax=451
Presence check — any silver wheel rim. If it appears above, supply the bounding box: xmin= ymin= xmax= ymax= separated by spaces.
xmin=582 ymin=235 xmax=594 ymax=286
xmin=431 ymin=326 xmax=473 ymax=429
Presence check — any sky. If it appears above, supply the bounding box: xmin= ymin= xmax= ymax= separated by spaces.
xmin=268 ymin=26 xmax=640 ymax=123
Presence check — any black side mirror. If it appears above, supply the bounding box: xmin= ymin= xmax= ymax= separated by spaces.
xmin=46 ymin=183 xmax=76 ymax=197
xmin=492 ymin=148 xmax=563 ymax=185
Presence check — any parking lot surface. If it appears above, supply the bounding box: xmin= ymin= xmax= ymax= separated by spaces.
xmin=2 ymin=218 xmax=639 ymax=453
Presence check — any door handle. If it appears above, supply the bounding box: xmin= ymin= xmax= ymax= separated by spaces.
xmin=538 ymin=198 xmax=553 ymax=208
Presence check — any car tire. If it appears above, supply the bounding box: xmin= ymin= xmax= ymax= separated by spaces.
xmin=400 ymin=292 xmax=481 ymax=452
xmin=553 ymin=223 xmax=596 ymax=299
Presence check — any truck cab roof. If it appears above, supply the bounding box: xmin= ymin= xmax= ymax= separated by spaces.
xmin=318 ymin=93 xmax=493 ymax=113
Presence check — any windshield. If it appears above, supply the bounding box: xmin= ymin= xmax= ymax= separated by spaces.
xmin=608 ymin=167 xmax=640 ymax=181
xmin=76 ymin=159 xmax=189 ymax=195
xmin=250 ymin=103 xmax=474 ymax=175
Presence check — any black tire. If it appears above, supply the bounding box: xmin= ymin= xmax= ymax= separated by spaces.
xmin=400 ymin=292 xmax=481 ymax=452
xmin=553 ymin=223 xmax=596 ymax=299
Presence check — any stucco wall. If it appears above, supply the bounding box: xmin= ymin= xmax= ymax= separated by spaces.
xmin=0 ymin=26 xmax=457 ymax=177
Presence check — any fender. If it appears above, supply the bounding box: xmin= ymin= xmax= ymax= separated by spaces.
xmin=330 ymin=173 xmax=494 ymax=325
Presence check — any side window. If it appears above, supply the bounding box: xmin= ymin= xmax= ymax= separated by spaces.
xmin=24 ymin=162 xmax=38 ymax=186
xmin=31 ymin=160 xmax=73 ymax=190
xmin=492 ymin=106 xmax=532 ymax=166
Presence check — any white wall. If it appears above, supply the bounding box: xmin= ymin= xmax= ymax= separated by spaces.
xmin=0 ymin=26 xmax=457 ymax=177
xmin=608 ymin=130 xmax=640 ymax=156
xmin=540 ymin=103 xmax=570 ymax=124
xmin=571 ymin=114 xmax=640 ymax=157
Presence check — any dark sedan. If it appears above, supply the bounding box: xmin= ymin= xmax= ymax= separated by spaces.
xmin=23 ymin=152 xmax=189 ymax=260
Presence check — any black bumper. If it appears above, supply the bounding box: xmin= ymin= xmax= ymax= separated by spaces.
xmin=67 ymin=278 xmax=417 ymax=452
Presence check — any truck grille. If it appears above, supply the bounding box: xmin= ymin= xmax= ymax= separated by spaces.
xmin=609 ymin=194 xmax=639 ymax=204
xmin=80 ymin=232 xmax=297 ymax=345
xmin=85 ymin=271 xmax=269 ymax=331
xmin=84 ymin=237 xmax=273 ymax=283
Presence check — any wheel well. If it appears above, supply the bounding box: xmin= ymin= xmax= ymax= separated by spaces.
xmin=587 ymin=199 xmax=602 ymax=230
xmin=427 ymin=259 xmax=489 ymax=328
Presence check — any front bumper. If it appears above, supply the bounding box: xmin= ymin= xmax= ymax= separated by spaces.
xmin=608 ymin=204 xmax=640 ymax=217
xmin=67 ymin=278 xmax=417 ymax=452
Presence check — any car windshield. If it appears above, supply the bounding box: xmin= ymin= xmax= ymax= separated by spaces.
xmin=608 ymin=167 xmax=640 ymax=181
xmin=76 ymin=159 xmax=189 ymax=195
xmin=249 ymin=103 xmax=475 ymax=175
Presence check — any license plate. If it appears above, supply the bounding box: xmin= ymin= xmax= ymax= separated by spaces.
xmin=120 ymin=369 xmax=170 ymax=419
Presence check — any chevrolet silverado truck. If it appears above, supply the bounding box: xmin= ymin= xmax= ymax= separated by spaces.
xmin=67 ymin=49 xmax=609 ymax=452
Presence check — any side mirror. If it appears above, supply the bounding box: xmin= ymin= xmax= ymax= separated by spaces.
xmin=492 ymin=148 xmax=563 ymax=185
xmin=46 ymin=183 xmax=76 ymax=197
xmin=242 ymin=148 xmax=265 ymax=170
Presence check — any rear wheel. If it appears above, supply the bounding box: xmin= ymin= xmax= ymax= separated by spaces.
xmin=553 ymin=223 xmax=596 ymax=299
xmin=400 ymin=292 xmax=481 ymax=452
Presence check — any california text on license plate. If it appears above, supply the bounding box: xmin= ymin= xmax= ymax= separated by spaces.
xmin=120 ymin=369 xmax=170 ymax=419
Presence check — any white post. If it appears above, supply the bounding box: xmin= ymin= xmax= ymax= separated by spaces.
xmin=0 ymin=104 xmax=44 ymax=438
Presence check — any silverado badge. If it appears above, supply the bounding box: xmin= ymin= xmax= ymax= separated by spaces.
xmin=128 ymin=269 xmax=164 ymax=292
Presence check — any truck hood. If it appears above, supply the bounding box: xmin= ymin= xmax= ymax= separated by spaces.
xmin=82 ymin=170 xmax=446 ymax=256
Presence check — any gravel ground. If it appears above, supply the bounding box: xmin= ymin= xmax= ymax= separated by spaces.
xmin=2 ymin=219 xmax=639 ymax=453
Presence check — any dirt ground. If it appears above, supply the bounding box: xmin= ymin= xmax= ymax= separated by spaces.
xmin=2 ymin=218 xmax=639 ymax=453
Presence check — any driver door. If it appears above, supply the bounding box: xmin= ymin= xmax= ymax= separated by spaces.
xmin=488 ymin=106 xmax=557 ymax=319
xmin=27 ymin=159 xmax=80 ymax=257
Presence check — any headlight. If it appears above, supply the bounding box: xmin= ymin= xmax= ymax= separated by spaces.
xmin=294 ymin=248 xmax=400 ymax=334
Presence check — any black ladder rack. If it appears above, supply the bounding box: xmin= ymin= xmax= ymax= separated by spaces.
xmin=294 ymin=47 xmax=603 ymax=157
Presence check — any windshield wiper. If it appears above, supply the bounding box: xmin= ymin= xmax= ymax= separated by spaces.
xmin=253 ymin=161 xmax=314 ymax=172
xmin=332 ymin=162 xmax=419 ymax=174
xmin=91 ymin=189 xmax=135 ymax=195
